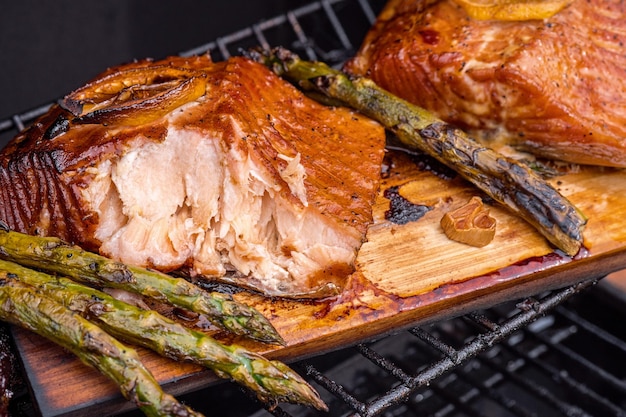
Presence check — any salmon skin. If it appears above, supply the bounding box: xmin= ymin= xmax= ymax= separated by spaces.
xmin=0 ymin=55 xmax=386 ymax=298
xmin=345 ymin=0 xmax=626 ymax=167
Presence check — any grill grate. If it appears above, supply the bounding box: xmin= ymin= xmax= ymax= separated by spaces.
xmin=181 ymin=0 xmax=383 ymax=62
xmin=2 ymin=1 xmax=624 ymax=416
xmin=162 ymin=279 xmax=624 ymax=417
xmin=288 ymin=279 xmax=625 ymax=417
xmin=128 ymin=278 xmax=624 ymax=417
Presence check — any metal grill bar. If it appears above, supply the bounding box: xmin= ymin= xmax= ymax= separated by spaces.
xmin=534 ymin=327 xmax=626 ymax=394
xmin=349 ymin=280 xmax=598 ymax=417
xmin=303 ymin=363 xmax=367 ymax=415
xmin=356 ymin=343 xmax=412 ymax=384
xmin=180 ymin=0 xmax=379 ymax=64
xmin=356 ymin=0 xmax=378 ymax=22
xmin=428 ymin=375 xmax=484 ymax=417
xmin=513 ymin=332 xmax=622 ymax=415
xmin=251 ymin=279 xmax=600 ymax=417
xmin=555 ymin=305 xmax=626 ymax=355
xmin=522 ymin=320 xmax=626 ymax=415
xmin=410 ymin=327 xmax=460 ymax=361
xmin=478 ymin=344 xmax=594 ymax=416
xmin=456 ymin=294 xmax=626 ymax=416
xmin=450 ymin=361 xmax=536 ymax=417
xmin=0 ymin=104 xmax=52 ymax=148
xmin=322 ymin=1 xmax=351 ymax=49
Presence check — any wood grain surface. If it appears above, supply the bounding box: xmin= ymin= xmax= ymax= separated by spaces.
xmin=12 ymin=150 xmax=626 ymax=417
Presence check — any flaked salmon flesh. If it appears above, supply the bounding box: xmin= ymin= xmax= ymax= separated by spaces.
xmin=0 ymin=55 xmax=386 ymax=298
xmin=345 ymin=0 xmax=626 ymax=167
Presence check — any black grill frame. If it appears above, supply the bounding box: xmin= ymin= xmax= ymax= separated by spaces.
xmin=2 ymin=1 xmax=624 ymax=416
xmin=261 ymin=278 xmax=626 ymax=417
xmin=163 ymin=276 xmax=625 ymax=417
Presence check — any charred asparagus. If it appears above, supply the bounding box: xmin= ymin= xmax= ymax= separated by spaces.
xmin=251 ymin=48 xmax=587 ymax=256
xmin=0 ymin=224 xmax=282 ymax=344
xmin=0 ymin=259 xmax=326 ymax=410
xmin=0 ymin=278 xmax=203 ymax=417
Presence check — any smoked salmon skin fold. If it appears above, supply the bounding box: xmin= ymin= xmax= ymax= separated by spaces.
xmin=345 ymin=0 xmax=626 ymax=167
xmin=0 ymin=55 xmax=386 ymax=298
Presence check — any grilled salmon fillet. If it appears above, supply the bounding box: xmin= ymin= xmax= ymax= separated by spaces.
xmin=0 ymin=55 xmax=386 ymax=298
xmin=345 ymin=0 xmax=626 ymax=167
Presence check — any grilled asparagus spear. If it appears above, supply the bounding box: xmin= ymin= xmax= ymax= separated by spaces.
xmin=0 ymin=259 xmax=326 ymax=410
xmin=251 ymin=47 xmax=587 ymax=256
xmin=0 ymin=223 xmax=282 ymax=344
xmin=0 ymin=278 xmax=203 ymax=417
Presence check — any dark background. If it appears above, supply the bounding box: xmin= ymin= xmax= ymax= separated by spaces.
xmin=0 ymin=0 xmax=312 ymax=120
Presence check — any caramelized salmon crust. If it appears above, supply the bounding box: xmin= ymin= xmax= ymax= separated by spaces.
xmin=0 ymin=55 xmax=386 ymax=298
xmin=345 ymin=0 xmax=626 ymax=167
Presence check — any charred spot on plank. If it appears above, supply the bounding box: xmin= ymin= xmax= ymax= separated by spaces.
xmin=383 ymin=185 xmax=432 ymax=225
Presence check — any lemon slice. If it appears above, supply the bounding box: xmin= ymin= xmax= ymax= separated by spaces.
xmin=453 ymin=0 xmax=573 ymax=20
xmin=61 ymin=65 xmax=207 ymax=126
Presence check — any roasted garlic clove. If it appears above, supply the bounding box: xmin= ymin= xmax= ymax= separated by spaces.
xmin=60 ymin=66 xmax=207 ymax=126
xmin=440 ymin=196 xmax=496 ymax=247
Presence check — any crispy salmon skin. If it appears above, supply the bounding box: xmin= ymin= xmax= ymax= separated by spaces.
xmin=0 ymin=55 xmax=386 ymax=298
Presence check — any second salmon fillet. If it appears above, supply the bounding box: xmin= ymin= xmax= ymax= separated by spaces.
xmin=345 ymin=0 xmax=626 ymax=167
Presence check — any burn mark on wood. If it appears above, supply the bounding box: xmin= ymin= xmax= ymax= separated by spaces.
xmin=383 ymin=186 xmax=432 ymax=225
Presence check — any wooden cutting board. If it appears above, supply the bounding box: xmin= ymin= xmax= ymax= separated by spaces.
xmin=12 ymin=149 xmax=626 ymax=417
